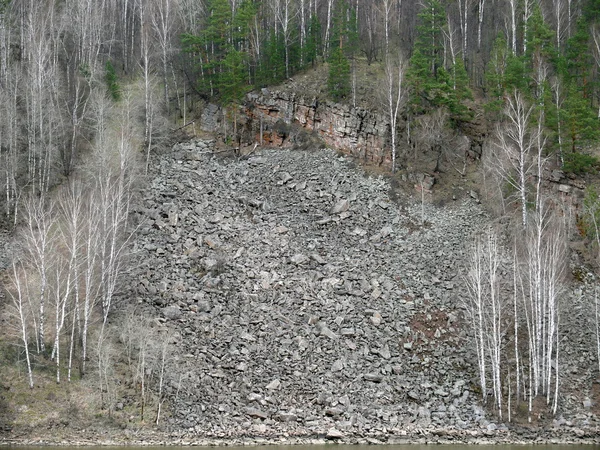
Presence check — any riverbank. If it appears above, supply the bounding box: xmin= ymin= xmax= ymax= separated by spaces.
xmin=2 ymin=424 xmax=600 ymax=446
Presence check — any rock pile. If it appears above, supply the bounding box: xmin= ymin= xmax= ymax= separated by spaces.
xmin=131 ymin=139 xmax=487 ymax=437
xmin=127 ymin=139 xmax=597 ymax=440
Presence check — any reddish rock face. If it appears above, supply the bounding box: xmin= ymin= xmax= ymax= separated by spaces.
xmin=244 ymin=89 xmax=392 ymax=168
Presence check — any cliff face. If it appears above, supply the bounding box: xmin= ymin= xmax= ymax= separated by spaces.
xmin=199 ymin=89 xmax=392 ymax=168
xmin=245 ymin=89 xmax=390 ymax=166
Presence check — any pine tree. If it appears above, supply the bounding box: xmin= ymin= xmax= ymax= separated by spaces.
xmin=562 ymin=82 xmax=600 ymax=153
xmin=414 ymin=0 xmax=445 ymax=79
xmin=524 ymin=5 xmax=556 ymax=101
xmin=328 ymin=46 xmax=351 ymax=101
xmin=104 ymin=61 xmax=121 ymax=101
xmin=260 ymin=33 xmax=286 ymax=85
xmin=484 ymin=34 xmax=510 ymax=115
xmin=181 ymin=0 xmax=257 ymax=100
xmin=407 ymin=0 xmax=470 ymax=121
xmin=304 ymin=14 xmax=322 ymax=67
xmin=220 ymin=49 xmax=248 ymax=106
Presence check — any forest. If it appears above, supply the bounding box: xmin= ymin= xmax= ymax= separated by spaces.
xmin=1 ymin=0 xmax=600 ymax=433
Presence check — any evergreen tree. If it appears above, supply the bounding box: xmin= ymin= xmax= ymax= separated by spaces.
xmin=450 ymin=58 xmax=473 ymax=118
xmin=524 ymin=5 xmax=556 ymax=101
xmin=562 ymin=82 xmax=600 ymax=153
xmin=327 ymin=46 xmax=351 ymax=100
xmin=484 ymin=34 xmax=510 ymax=114
xmin=584 ymin=0 xmax=600 ymax=23
xmin=565 ymin=19 xmax=593 ymax=94
xmin=304 ymin=14 xmax=322 ymax=67
xmin=105 ymin=61 xmax=121 ymax=101
xmin=259 ymin=33 xmax=286 ymax=86
xmin=181 ymin=0 xmax=256 ymax=100
xmin=414 ymin=0 xmax=445 ymax=78
xmin=407 ymin=0 xmax=471 ymax=121
xmin=220 ymin=49 xmax=248 ymax=106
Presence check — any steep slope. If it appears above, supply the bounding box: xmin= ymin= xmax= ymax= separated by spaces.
xmin=131 ymin=140 xmax=498 ymax=438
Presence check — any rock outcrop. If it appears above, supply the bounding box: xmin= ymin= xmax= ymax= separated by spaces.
xmin=200 ymin=90 xmax=390 ymax=168
xmin=246 ymin=89 xmax=389 ymax=166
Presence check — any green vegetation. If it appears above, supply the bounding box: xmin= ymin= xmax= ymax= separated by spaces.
xmin=105 ymin=61 xmax=121 ymax=101
xmin=327 ymin=47 xmax=351 ymax=100
xmin=407 ymin=0 xmax=472 ymax=122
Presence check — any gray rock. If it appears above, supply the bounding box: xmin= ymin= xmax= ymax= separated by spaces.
xmin=330 ymin=199 xmax=350 ymax=214
xmin=408 ymin=391 xmax=420 ymax=401
xmin=326 ymin=428 xmax=344 ymax=438
xmin=331 ymin=359 xmax=344 ymax=372
xmin=290 ymin=253 xmax=309 ymax=265
xmin=162 ymin=306 xmax=182 ymax=320
xmin=244 ymin=407 xmax=269 ymax=419
xmin=276 ymin=412 xmax=298 ymax=422
xmin=266 ymin=379 xmax=281 ymax=390
xmin=325 ymin=407 xmax=343 ymax=417
xmin=316 ymin=322 xmax=338 ymax=340
xmin=364 ymin=373 xmax=383 ymax=383
xmin=379 ymin=344 xmax=391 ymax=359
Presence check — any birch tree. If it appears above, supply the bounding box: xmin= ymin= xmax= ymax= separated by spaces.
xmin=20 ymin=195 xmax=56 ymax=353
xmin=507 ymin=0 xmax=517 ymax=54
xmin=457 ymin=0 xmax=472 ymax=56
xmin=477 ymin=0 xmax=486 ymax=51
xmin=383 ymin=53 xmax=406 ymax=173
xmin=151 ymin=0 xmax=177 ymax=113
xmin=7 ymin=260 xmax=35 ymax=389
xmin=492 ymin=91 xmax=540 ymax=228
xmin=464 ymin=229 xmax=505 ymax=417
xmin=0 ymin=68 xmax=20 ymax=219
xmin=518 ymin=201 xmax=566 ymax=415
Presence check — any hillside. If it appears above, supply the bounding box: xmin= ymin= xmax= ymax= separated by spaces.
xmin=1 ymin=128 xmax=600 ymax=444
xmin=3 ymin=0 xmax=600 ymax=445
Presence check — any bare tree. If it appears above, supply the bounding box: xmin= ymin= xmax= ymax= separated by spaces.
xmin=477 ymin=0 xmax=486 ymax=51
xmin=274 ymin=0 xmax=299 ymax=78
xmin=88 ymin=90 xmax=141 ymax=328
xmin=456 ymin=0 xmax=473 ymax=56
xmin=324 ymin=0 xmax=334 ymax=55
xmin=56 ymin=181 xmax=85 ymax=381
xmin=492 ymin=91 xmax=540 ymax=228
xmin=20 ymin=194 xmax=57 ymax=353
xmin=154 ymin=335 xmax=171 ymax=425
xmin=95 ymin=328 xmax=116 ymax=415
xmin=591 ymin=24 xmax=600 ymax=117
xmin=151 ymin=0 xmax=177 ymax=113
xmin=79 ymin=189 xmax=103 ymax=376
xmin=507 ymin=0 xmax=517 ymax=54
xmin=6 ymin=259 xmax=35 ymax=389
xmin=464 ymin=231 xmax=488 ymax=402
xmin=381 ymin=0 xmax=394 ymax=56
xmin=383 ymin=52 xmax=406 ymax=173
xmin=518 ymin=201 xmax=566 ymax=416
xmin=464 ymin=229 xmax=505 ymax=417
xmin=0 ymin=69 xmax=20 ymax=220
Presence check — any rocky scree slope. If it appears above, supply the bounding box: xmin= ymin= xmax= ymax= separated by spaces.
xmin=127 ymin=140 xmax=595 ymax=439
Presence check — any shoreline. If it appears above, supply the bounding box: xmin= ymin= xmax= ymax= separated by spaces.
xmin=2 ymin=426 xmax=600 ymax=447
